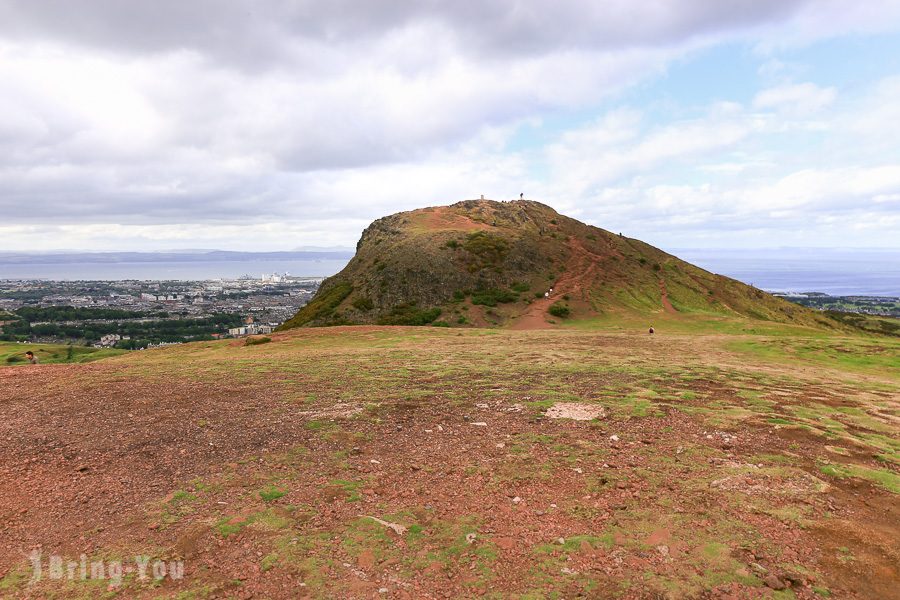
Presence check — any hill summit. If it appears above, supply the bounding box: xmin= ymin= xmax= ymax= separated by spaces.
xmin=280 ymin=199 xmax=833 ymax=330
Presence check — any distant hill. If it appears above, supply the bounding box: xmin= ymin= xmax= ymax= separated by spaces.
xmin=0 ymin=250 xmax=354 ymax=264
xmin=280 ymin=199 xmax=840 ymax=330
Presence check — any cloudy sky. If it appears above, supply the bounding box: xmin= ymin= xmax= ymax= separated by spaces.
xmin=2 ymin=0 xmax=900 ymax=252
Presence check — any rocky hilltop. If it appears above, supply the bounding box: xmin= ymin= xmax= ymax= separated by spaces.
xmin=280 ymin=200 xmax=835 ymax=330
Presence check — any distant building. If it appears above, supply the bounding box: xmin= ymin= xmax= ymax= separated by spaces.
xmin=228 ymin=323 xmax=273 ymax=337
xmin=97 ymin=333 xmax=129 ymax=347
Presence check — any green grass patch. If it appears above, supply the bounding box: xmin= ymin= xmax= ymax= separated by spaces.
xmin=259 ymin=485 xmax=287 ymax=502
xmin=0 ymin=341 xmax=125 ymax=366
xmin=818 ymin=461 xmax=900 ymax=493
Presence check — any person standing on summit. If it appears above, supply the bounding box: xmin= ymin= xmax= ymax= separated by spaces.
xmin=520 ymin=192 xmax=524 ymax=200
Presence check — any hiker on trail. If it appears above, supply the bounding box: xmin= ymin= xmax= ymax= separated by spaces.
xmin=520 ymin=192 xmax=524 ymax=200
xmin=648 ymin=326 xmax=655 ymax=335
xmin=25 ymin=351 xmax=38 ymax=364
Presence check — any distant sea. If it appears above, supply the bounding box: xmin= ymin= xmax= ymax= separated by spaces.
xmin=673 ymin=248 xmax=900 ymax=297
xmin=1 ymin=248 xmax=897 ymax=296
xmin=0 ymin=259 xmax=351 ymax=281
xmin=0 ymin=251 xmax=352 ymax=281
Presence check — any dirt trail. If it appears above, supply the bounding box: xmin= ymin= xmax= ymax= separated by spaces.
xmin=659 ymin=278 xmax=678 ymax=314
xmin=417 ymin=205 xmax=491 ymax=232
xmin=510 ymin=236 xmax=602 ymax=330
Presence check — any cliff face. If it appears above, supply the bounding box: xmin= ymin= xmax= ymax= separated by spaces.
xmin=280 ymin=199 xmax=837 ymax=330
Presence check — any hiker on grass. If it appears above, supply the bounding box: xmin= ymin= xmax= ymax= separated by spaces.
xmin=25 ymin=351 xmax=38 ymax=364
xmin=648 ymin=326 xmax=655 ymax=335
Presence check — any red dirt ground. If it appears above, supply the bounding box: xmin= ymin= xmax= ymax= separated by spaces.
xmin=0 ymin=330 xmax=897 ymax=599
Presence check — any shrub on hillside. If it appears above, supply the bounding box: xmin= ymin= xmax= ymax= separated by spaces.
xmin=471 ymin=288 xmax=518 ymax=307
xmin=463 ymin=232 xmax=508 ymax=270
xmin=352 ymin=297 xmax=374 ymax=311
xmin=377 ymin=304 xmax=442 ymax=326
xmin=245 ymin=336 xmax=272 ymax=346
xmin=548 ymin=302 xmax=571 ymax=318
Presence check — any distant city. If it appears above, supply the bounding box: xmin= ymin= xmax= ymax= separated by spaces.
xmin=0 ymin=274 xmax=320 ymax=349
xmin=770 ymin=291 xmax=899 ymax=318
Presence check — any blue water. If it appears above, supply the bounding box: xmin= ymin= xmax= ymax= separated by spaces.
xmin=672 ymin=249 xmax=900 ymax=297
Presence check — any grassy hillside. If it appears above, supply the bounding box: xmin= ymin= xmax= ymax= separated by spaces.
xmin=280 ymin=200 xmax=840 ymax=331
xmin=0 ymin=341 xmax=125 ymax=365
xmin=0 ymin=325 xmax=896 ymax=598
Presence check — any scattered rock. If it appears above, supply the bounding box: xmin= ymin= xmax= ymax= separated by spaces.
xmin=764 ymin=575 xmax=786 ymax=590
xmin=545 ymin=403 xmax=606 ymax=421
xmin=359 ymin=515 xmax=407 ymax=535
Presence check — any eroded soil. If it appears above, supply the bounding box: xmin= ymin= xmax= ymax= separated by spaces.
xmin=0 ymin=327 xmax=897 ymax=599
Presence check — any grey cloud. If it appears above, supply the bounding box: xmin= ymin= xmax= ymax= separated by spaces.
xmin=0 ymin=0 xmax=809 ymax=65
xmin=1 ymin=0 xmax=896 ymax=250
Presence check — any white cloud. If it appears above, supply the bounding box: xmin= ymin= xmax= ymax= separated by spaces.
xmin=0 ymin=0 xmax=899 ymax=250
xmin=753 ymin=82 xmax=836 ymax=114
